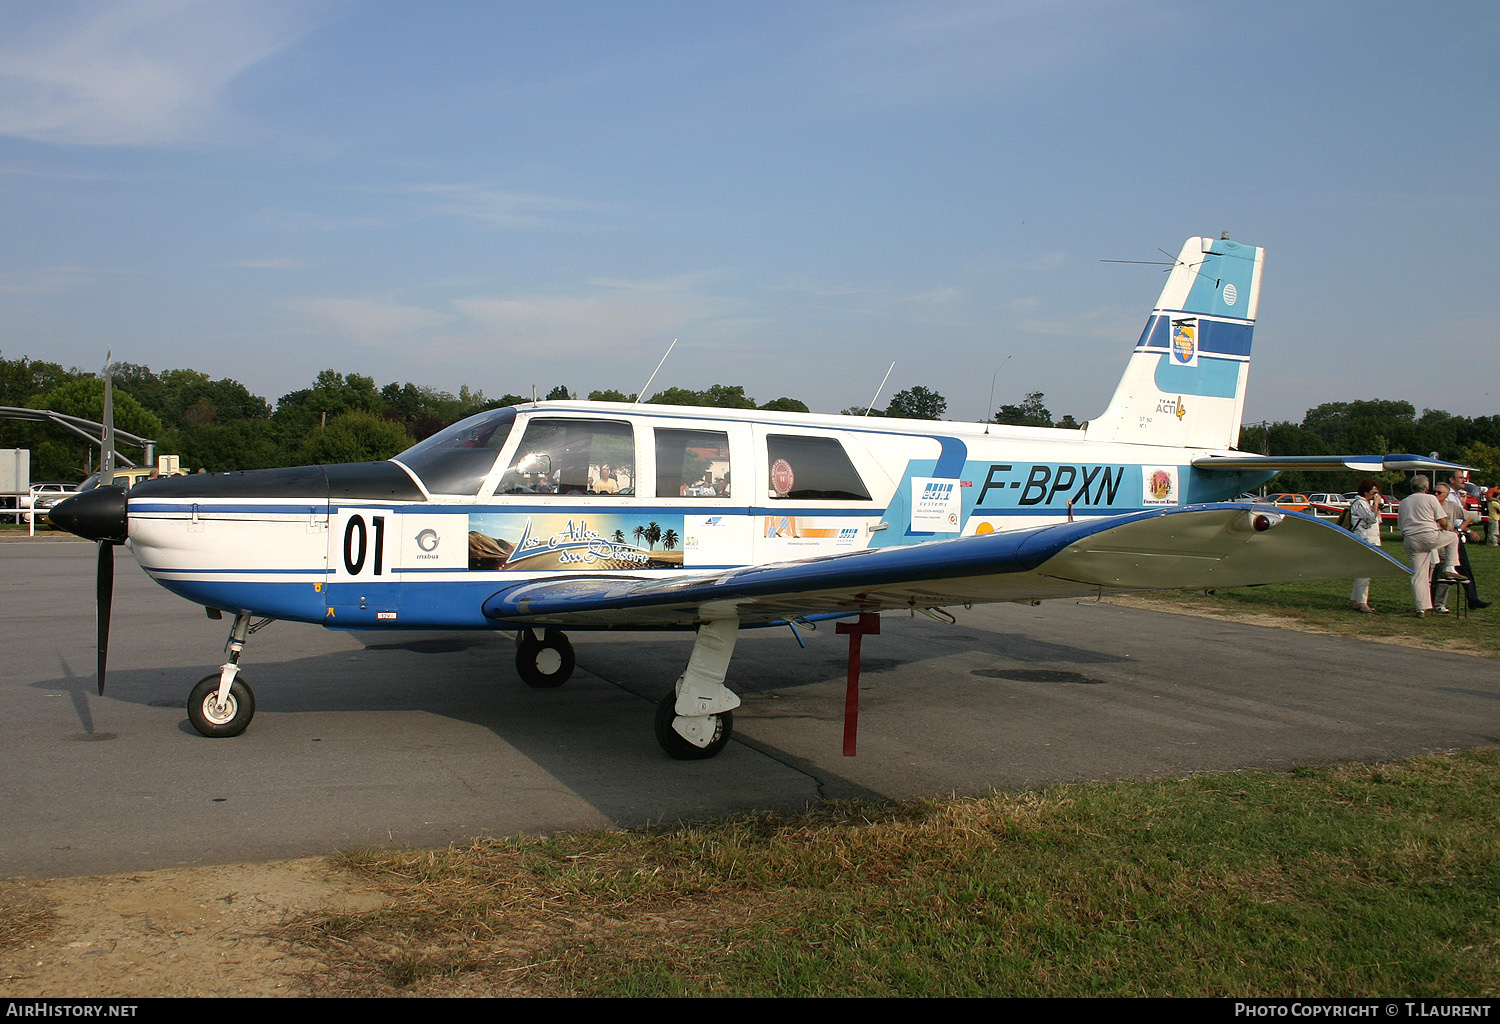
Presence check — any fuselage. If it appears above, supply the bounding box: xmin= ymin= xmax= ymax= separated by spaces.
xmin=123 ymin=400 xmax=1275 ymax=629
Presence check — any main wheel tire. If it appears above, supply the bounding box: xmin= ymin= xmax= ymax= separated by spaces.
xmin=654 ymin=690 xmax=733 ymax=760
xmin=516 ymin=628 xmax=575 ymax=688
xmin=187 ymin=673 xmax=255 ymax=738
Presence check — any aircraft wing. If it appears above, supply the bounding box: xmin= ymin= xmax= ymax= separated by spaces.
xmin=480 ymin=503 xmax=1409 ymax=628
xmin=1192 ymin=453 xmax=1473 ymax=473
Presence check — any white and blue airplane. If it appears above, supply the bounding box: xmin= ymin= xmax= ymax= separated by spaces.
xmin=50 ymin=235 xmax=1455 ymax=759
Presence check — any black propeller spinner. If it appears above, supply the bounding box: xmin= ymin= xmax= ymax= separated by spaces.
xmin=49 ymin=485 xmax=128 ymax=695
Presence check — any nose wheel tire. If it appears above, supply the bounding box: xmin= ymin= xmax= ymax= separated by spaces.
xmin=654 ymin=690 xmax=733 ymax=760
xmin=187 ymin=674 xmax=256 ymax=738
xmin=516 ymin=629 xmax=575 ymax=688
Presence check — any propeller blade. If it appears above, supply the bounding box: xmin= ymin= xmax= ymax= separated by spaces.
xmin=96 ymin=540 xmax=113 ymax=695
xmin=101 ymin=350 xmax=116 ymax=476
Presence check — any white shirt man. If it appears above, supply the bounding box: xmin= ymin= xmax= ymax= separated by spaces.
xmin=1349 ymin=481 xmax=1384 ymax=613
xmin=1445 ymin=475 xmax=1479 ymax=536
xmin=1397 ymin=476 xmax=1462 ymax=616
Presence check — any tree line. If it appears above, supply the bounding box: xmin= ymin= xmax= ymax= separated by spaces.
xmin=1239 ymin=400 xmax=1500 ymax=494
xmin=0 ymin=357 xmax=513 ymax=479
xmin=2 ymin=355 xmax=1495 ymax=492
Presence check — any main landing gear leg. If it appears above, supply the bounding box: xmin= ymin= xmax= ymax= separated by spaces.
xmin=188 ymin=611 xmax=258 ymax=738
xmin=655 ymin=617 xmax=741 ymax=760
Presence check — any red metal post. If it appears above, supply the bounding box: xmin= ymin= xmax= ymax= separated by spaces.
xmin=835 ymin=613 xmax=881 ymax=756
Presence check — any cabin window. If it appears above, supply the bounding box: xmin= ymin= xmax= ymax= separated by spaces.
xmin=655 ymin=428 xmax=731 ymax=497
xmin=765 ymin=434 xmax=870 ymax=501
xmin=395 ymin=407 xmax=516 ymax=495
xmin=498 ymin=418 xmax=635 ymax=495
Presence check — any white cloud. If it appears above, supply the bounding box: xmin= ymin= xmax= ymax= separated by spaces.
xmin=229 ymin=257 xmax=306 ymax=270
xmin=400 ymin=183 xmax=592 ymax=229
xmin=286 ymin=297 xmax=456 ymax=349
xmin=251 ymin=207 xmax=387 ymax=233
xmin=812 ymin=0 xmax=1165 ymax=103
xmin=780 ymin=281 xmax=872 ymax=300
xmin=0 ymin=267 xmax=90 ymax=294
xmin=0 ymin=0 xmax=329 ymax=145
xmin=251 ymin=184 xmax=593 ymax=237
xmin=902 ymin=286 xmax=962 ymax=305
xmin=1017 ymin=305 xmax=1141 ymax=343
xmin=455 ymin=274 xmax=739 ymax=348
xmin=286 ymin=274 xmax=740 ymax=357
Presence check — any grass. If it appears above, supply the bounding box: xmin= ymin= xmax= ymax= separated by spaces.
xmin=0 ymin=881 xmax=56 ymax=954
xmin=0 ymin=520 xmax=67 ymax=536
xmin=287 ymin=750 xmax=1500 ymax=997
xmin=1114 ymin=535 xmax=1500 ymax=659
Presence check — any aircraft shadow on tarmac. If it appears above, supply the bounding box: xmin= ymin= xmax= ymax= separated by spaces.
xmin=29 ymin=617 xmax=1137 ymax=814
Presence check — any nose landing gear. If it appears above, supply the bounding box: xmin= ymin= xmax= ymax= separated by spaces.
xmin=186 ymin=611 xmax=269 ymax=738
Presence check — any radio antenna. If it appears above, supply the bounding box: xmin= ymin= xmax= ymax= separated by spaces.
xmin=635 ymin=338 xmax=677 ymax=404
xmin=982 ymin=356 xmax=1012 ymax=434
xmin=864 ymin=362 xmax=895 ymax=416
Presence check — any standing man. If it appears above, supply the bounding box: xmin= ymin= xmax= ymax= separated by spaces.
xmin=1397 ymin=475 xmax=1464 ymax=618
xmin=1349 ymin=479 xmax=1384 ymax=614
xmin=1438 ymin=475 xmax=1488 ymax=610
xmin=1488 ymin=487 xmax=1499 ymax=546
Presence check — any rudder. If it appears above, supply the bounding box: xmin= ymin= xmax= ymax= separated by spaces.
xmin=1085 ymin=235 xmax=1264 ymax=450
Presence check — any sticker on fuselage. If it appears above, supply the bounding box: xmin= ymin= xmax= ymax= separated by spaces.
xmin=1171 ymin=318 xmax=1199 ymax=366
xmin=770 ymin=458 xmax=795 ymax=498
xmin=468 ymin=512 xmax=686 ymax=571
xmin=400 ymin=513 xmax=469 ymax=571
xmin=759 ymin=516 xmax=861 ymax=549
xmin=1142 ymin=466 xmax=1180 ymax=505
xmin=329 ymin=508 xmax=398 ymax=580
xmin=683 ymin=514 xmax=745 ymax=565
xmin=910 ymin=477 xmax=961 ymax=531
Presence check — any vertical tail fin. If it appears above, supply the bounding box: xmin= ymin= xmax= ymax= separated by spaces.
xmin=1085 ymin=236 xmax=1264 ymax=450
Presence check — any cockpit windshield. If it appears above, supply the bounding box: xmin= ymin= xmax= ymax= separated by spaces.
xmin=394 ymin=407 xmax=517 ymax=496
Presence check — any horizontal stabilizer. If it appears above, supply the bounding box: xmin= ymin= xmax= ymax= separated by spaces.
xmin=481 ymin=504 xmax=1408 ymax=628
xmin=1192 ymin=453 xmax=1474 ymax=473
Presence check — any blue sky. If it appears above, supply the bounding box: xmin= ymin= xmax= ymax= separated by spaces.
xmin=2 ymin=0 xmax=1496 ymax=428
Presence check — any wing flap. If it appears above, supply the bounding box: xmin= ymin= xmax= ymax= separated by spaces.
xmin=480 ymin=504 xmax=1408 ymax=627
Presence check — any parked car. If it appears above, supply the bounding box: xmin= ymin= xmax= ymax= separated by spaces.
xmin=78 ymin=466 xmax=169 ymax=491
xmin=21 ymin=481 xmax=80 ymax=523
xmin=1306 ymin=492 xmax=1348 ymax=518
xmin=1261 ymin=492 xmax=1311 ymax=511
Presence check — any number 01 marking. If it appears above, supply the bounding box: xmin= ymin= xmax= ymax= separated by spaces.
xmin=342 ymin=514 xmax=385 ymax=575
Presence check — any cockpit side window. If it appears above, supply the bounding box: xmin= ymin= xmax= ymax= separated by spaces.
xmin=655 ymin=428 xmax=730 ymax=497
xmin=395 ymin=407 xmax=516 ymax=496
xmin=766 ymin=434 xmax=871 ymax=500
xmin=499 ymin=419 xmax=635 ymax=495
